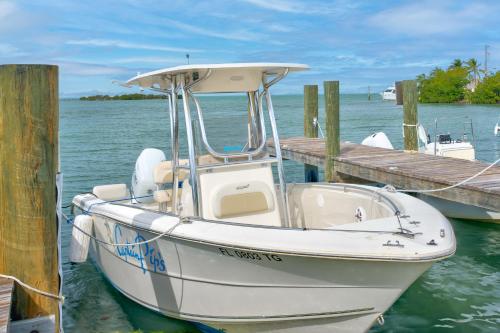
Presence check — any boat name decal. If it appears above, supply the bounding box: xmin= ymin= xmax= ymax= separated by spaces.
xmin=382 ymin=240 xmax=404 ymax=248
xmin=114 ymin=224 xmax=166 ymax=274
xmin=218 ymin=248 xmax=282 ymax=262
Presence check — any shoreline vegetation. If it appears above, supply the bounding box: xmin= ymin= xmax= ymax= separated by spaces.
xmin=417 ymin=58 xmax=499 ymax=104
xmin=79 ymin=93 xmax=167 ymax=101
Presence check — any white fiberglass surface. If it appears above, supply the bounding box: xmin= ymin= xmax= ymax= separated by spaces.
xmin=288 ymin=184 xmax=395 ymax=228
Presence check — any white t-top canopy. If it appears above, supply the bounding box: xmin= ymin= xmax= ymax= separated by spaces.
xmin=126 ymin=63 xmax=309 ymax=93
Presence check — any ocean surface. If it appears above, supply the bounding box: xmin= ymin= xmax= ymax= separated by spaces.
xmin=60 ymin=94 xmax=500 ymax=332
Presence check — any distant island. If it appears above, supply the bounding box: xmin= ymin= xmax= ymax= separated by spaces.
xmin=416 ymin=58 xmax=499 ymax=104
xmin=80 ymin=93 xmax=167 ymax=101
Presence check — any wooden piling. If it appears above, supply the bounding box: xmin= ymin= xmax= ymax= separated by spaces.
xmin=395 ymin=81 xmax=403 ymax=105
xmin=402 ymin=80 xmax=418 ymax=152
xmin=0 ymin=65 xmax=60 ymax=331
xmin=324 ymin=81 xmax=340 ymax=182
xmin=304 ymin=85 xmax=319 ymax=182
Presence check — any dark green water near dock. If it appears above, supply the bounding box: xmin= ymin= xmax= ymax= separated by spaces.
xmin=60 ymin=95 xmax=499 ymax=332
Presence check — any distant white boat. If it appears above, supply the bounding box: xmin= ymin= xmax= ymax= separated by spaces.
xmin=361 ymin=124 xmax=476 ymax=161
xmin=495 ymin=122 xmax=499 ymax=136
xmin=360 ymin=122 xmax=500 ymax=223
xmin=380 ymin=86 xmax=396 ymax=101
xmin=417 ymin=124 xmax=475 ymax=161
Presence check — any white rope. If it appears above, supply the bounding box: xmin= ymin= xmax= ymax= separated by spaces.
xmin=313 ymin=117 xmax=325 ymax=138
xmin=0 ymin=273 xmax=64 ymax=302
xmin=386 ymin=156 xmax=500 ymax=194
xmin=402 ymin=122 xmax=419 ymax=138
xmin=64 ymin=212 xmax=186 ymax=247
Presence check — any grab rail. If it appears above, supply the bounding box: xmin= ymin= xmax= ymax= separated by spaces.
xmin=190 ymin=91 xmax=268 ymax=160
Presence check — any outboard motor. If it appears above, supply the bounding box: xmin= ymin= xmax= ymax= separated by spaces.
xmin=361 ymin=132 xmax=394 ymax=149
xmin=132 ymin=148 xmax=166 ymax=203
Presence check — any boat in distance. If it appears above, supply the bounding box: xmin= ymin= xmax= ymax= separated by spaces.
xmin=360 ymin=122 xmax=500 ymax=222
xmin=380 ymin=86 xmax=396 ymax=101
xmin=71 ymin=63 xmax=456 ymax=333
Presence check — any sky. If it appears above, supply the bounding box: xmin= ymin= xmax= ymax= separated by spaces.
xmin=0 ymin=0 xmax=499 ymax=96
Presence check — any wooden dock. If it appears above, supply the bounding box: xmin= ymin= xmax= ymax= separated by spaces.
xmin=268 ymin=137 xmax=500 ymax=212
xmin=0 ymin=277 xmax=14 ymax=333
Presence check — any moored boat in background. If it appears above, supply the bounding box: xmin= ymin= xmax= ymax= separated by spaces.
xmin=360 ymin=120 xmax=500 ymax=223
xmin=380 ymin=86 xmax=396 ymax=101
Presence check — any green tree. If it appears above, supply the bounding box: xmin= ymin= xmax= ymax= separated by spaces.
xmin=419 ymin=65 xmax=469 ymax=103
xmin=449 ymin=59 xmax=463 ymax=69
xmin=80 ymin=93 xmax=167 ymax=101
xmin=470 ymin=71 xmax=500 ymax=104
xmin=465 ymin=58 xmax=481 ymax=87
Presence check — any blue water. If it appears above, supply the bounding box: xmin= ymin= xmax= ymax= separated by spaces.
xmin=60 ymin=95 xmax=500 ymax=332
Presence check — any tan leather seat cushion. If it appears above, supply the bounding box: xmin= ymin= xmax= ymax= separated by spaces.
xmin=154 ymin=159 xmax=189 ymax=183
xmin=218 ymin=192 xmax=269 ymax=218
xmin=93 ymin=184 xmax=128 ymax=201
xmin=212 ymin=181 xmax=274 ymax=219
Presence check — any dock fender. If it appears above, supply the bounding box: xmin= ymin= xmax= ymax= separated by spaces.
xmin=70 ymin=215 xmax=94 ymax=263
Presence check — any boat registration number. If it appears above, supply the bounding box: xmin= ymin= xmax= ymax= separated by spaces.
xmin=218 ymin=248 xmax=282 ymax=262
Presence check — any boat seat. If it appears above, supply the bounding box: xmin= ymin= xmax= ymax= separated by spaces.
xmin=198 ymin=162 xmax=282 ymax=226
xmin=153 ymin=159 xmax=190 ymax=184
xmin=92 ymin=184 xmax=128 ymax=201
xmin=153 ymin=189 xmax=171 ymax=203
xmin=212 ymin=181 xmax=274 ymax=219
xmin=153 ymin=159 xmax=189 ymax=211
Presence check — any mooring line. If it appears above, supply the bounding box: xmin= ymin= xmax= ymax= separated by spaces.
xmin=386 ymin=156 xmax=500 ymax=194
xmin=63 ymin=212 xmax=185 ymax=247
xmin=0 ymin=273 xmax=64 ymax=303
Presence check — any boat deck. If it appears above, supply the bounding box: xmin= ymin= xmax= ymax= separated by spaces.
xmin=0 ymin=277 xmax=14 ymax=333
xmin=268 ymin=137 xmax=500 ymax=212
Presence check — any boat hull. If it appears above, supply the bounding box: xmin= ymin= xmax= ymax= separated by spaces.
xmin=87 ymin=216 xmax=433 ymax=333
xmin=417 ymin=195 xmax=500 ymax=223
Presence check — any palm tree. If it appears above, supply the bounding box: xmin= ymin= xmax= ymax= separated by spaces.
xmin=430 ymin=67 xmax=442 ymax=76
xmin=416 ymin=73 xmax=426 ymax=91
xmin=465 ymin=58 xmax=481 ymax=82
xmin=449 ymin=59 xmax=463 ymax=69
xmin=465 ymin=58 xmax=482 ymax=91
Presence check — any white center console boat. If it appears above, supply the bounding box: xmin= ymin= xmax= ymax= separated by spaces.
xmin=71 ymin=63 xmax=456 ymax=333
xmin=417 ymin=122 xmax=476 ymax=161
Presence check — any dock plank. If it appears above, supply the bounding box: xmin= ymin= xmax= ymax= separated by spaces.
xmin=0 ymin=277 xmax=14 ymax=333
xmin=268 ymin=137 xmax=500 ymax=212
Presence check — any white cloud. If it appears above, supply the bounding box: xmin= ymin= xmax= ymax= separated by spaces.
xmin=0 ymin=1 xmax=33 ymax=33
xmin=267 ymin=23 xmax=294 ymax=33
xmin=59 ymin=61 xmax=129 ymax=76
xmin=368 ymin=1 xmax=495 ymax=36
xmin=242 ymin=0 xmax=304 ymax=13
xmin=0 ymin=43 xmax=20 ymax=56
xmin=0 ymin=1 xmax=16 ymax=19
xmin=241 ymin=0 xmax=353 ymax=15
xmin=0 ymin=42 xmax=28 ymax=57
xmin=111 ymin=56 xmax=182 ymax=64
xmin=164 ymin=19 xmax=264 ymax=42
xmin=66 ymin=39 xmax=200 ymax=53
